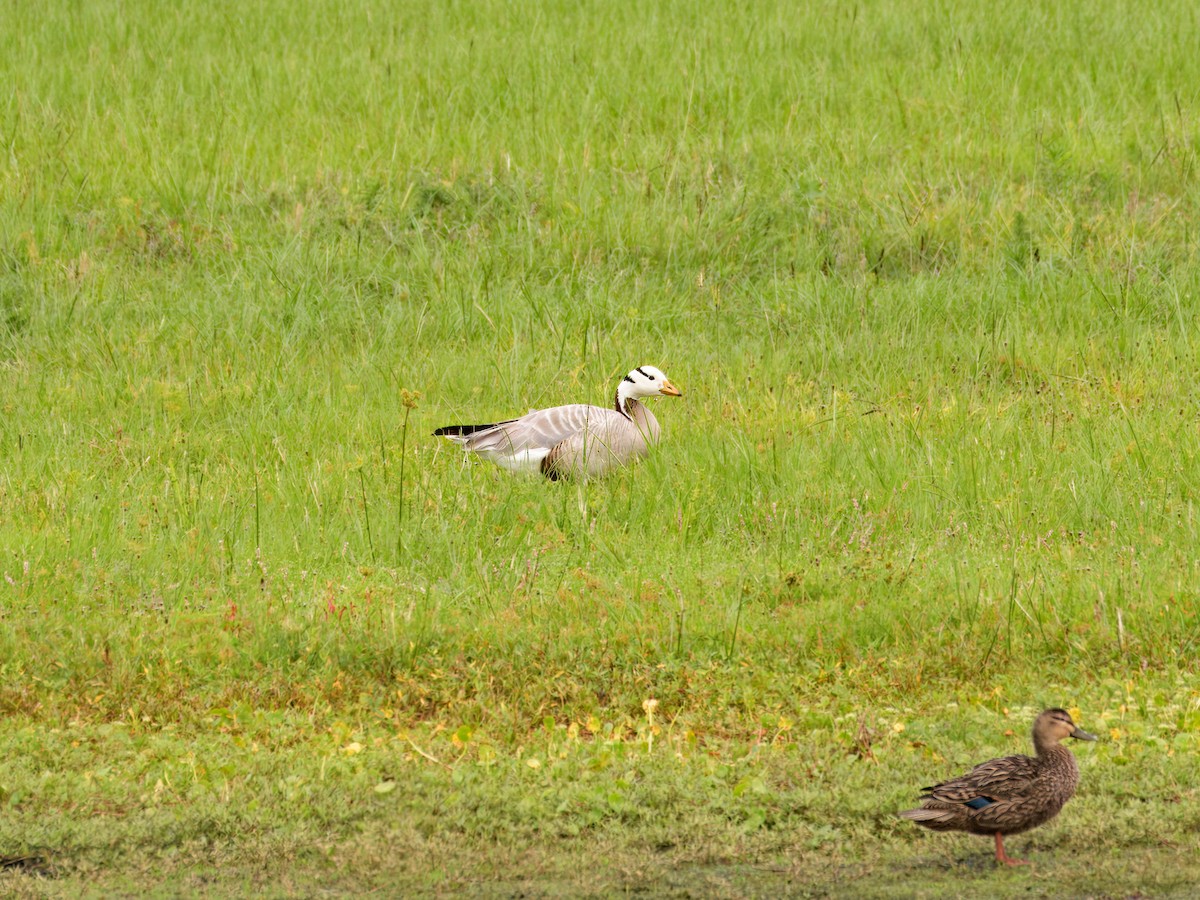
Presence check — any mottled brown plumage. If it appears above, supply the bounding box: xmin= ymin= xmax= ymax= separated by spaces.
xmin=899 ymin=708 xmax=1098 ymax=865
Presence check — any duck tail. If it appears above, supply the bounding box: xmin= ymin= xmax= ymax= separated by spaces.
xmin=898 ymin=808 xmax=956 ymax=825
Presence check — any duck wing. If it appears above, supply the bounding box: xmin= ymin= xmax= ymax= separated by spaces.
xmin=899 ymin=753 xmax=1041 ymax=832
xmin=922 ymin=753 xmax=1041 ymax=803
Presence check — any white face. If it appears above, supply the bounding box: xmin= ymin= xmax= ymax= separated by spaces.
xmin=623 ymin=365 xmax=678 ymax=398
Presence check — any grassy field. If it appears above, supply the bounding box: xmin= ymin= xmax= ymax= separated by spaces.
xmin=3 ymin=0 xmax=1200 ymax=895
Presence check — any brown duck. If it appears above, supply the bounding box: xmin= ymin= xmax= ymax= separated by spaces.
xmin=899 ymin=708 xmax=1098 ymax=865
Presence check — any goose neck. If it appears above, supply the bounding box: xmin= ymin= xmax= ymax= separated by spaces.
xmin=614 ymin=386 xmax=639 ymax=420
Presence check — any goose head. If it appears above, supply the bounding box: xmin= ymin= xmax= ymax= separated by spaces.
xmin=621 ymin=365 xmax=682 ymax=399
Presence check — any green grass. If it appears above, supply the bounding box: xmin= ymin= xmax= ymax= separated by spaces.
xmin=3 ymin=0 xmax=1200 ymax=895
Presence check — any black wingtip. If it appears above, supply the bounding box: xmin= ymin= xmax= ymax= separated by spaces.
xmin=433 ymin=418 xmax=518 ymax=438
xmin=433 ymin=423 xmax=489 ymax=437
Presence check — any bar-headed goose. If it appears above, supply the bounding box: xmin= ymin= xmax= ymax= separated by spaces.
xmin=434 ymin=366 xmax=682 ymax=479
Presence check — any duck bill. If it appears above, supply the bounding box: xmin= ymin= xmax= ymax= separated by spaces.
xmin=1070 ymin=727 xmax=1099 ymax=741
xmin=660 ymin=379 xmax=683 ymax=397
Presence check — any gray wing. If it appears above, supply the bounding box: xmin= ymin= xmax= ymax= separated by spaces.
xmin=542 ymin=407 xmax=654 ymax=478
xmin=456 ymin=404 xmax=607 ymax=454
